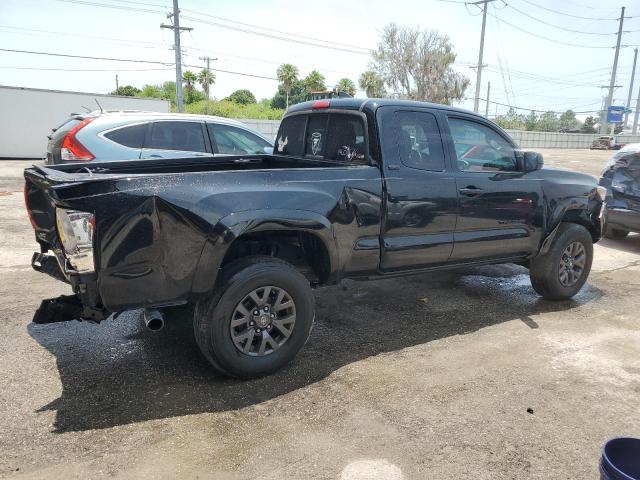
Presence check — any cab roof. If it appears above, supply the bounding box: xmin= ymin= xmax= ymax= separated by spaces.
xmin=285 ymin=98 xmax=485 ymax=119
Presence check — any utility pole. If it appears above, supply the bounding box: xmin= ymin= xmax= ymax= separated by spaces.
xmin=485 ymin=81 xmax=491 ymax=117
xmin=625 ymin=47 xmax=638 ymax=128
xmin=198 ymin=55 xmax=217 ymax=115
xmin=161 ymin=0 xmax=192 ymax=112
xmin=472 ymin=0 xmax=496 ymax=113
xmin=601 ymin=6 xmax=626 ymax=134
xmin=115 ymin=74 xmax=119 ymax=93
xmin=633 ymin=82 xmax=640 ymax=134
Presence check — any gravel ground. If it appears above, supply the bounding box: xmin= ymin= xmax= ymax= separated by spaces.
xmin=1 ymin=149 xmax=640 ymax=479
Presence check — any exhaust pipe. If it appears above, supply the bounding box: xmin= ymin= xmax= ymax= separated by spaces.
xmin=143 ymin=308 xmax=164 ymax=331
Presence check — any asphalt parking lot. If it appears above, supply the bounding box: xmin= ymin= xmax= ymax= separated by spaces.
xmin=1 ymin=149 xmax=639 ymax=479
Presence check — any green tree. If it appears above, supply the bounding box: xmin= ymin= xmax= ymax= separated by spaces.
xmin=359 ymin=70 xmax=386 ymax=98
xmin=303 ymin=70 xmax=326 ymax=94
xmin=110 ymin=85 xmax=141 ymax=96
xmin=225 ymin=89 xmax=257 ymax=105
xmin=524 ymin=111 xmax=538 ymax=131
xmin=136 ymin=82 xmax=177 ymax=107
xmin=558 ymin=109 xmax=579 ymax=131
xmin=197 ymin=68 xmax=216 ymax=102
xmin=494 ymin=108 xmax=526 ymax=130
xmin=371 ymin=23 xmax=468 ymax=104
xmin=270 ymin=80 xmax=308 ymax=109
xmin=335 ymin=78 xmax=356 ymax=96
xmin=581 ymin=116 xmax=597 ymax=134
xmin=276 ymin=63 xmax=299 ymax=108
xmin=537 ymin=111 xmax=560 ymax=132
xmin=182 ymin=70 xmax=198 ymax=104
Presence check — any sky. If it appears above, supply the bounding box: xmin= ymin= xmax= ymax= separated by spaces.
xmin=1 ymin=0 xmax=639 ymax=118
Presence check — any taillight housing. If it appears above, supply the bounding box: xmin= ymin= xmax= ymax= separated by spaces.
xmin=61 ymin=117 xmax=95 ymax=161
xmin=24 ymin=183 xmax=37 ymax=230
xmin=55 ymin=208 xmax=95 ymax=273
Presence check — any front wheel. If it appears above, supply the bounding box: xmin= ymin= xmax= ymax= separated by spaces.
xmin=193 ymin=256 xmax=315 ymax=378
xmin=529 ymin=223 xmax=593 ymax=300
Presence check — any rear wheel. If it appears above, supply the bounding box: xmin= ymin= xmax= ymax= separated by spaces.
xmin=193 ymin=256 xmax=315 ymax=378
xmin=529 ymin=223 xmax=593 ymax=300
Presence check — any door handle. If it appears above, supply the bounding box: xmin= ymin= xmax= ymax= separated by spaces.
xmin=459 ymin=186 xmax=483 ymax=196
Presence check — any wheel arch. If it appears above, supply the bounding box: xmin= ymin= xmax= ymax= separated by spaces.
xmin=191 ymin=209 xmax=339 ymax=294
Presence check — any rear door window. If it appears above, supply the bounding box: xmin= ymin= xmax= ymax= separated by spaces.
xmin=275 ymin=114 xmax=306 ymax=156
xmin=146 ymin=121 xmax=207 ymax=152
xmin=394 ymin=111 xmax=445 ymax=171
xmin=208 ymin=124 xmax=271 ymax=154
xmin=104 ymin=123 xmax=147 ymax=149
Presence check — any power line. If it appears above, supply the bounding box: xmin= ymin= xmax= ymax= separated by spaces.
xmin=0 ymin=25 xmax=170 ymax=49
xmin=514 ymin=0 xmax=623 ymax=21
xmin=181 ymin=15 xmax=370 ymax=55
xmin=181 ymin=8 xmax=370 ymax=53
xmin=0 ymin=48 xmax=278 ymax=80
xmin=478 ymin=97 xmax=601 ymax=114
xmin=0 ymin=65 xmax=173 ymax=72
xmin=505 ymin=4 xmax=619 ymax=35
xmin=55 ymin=0 xmax=371 ymax=55
xmin=0 ymin=47 xmax=174 ymax=64
xmin=56 ymin=0 xmax=165 ymax=14
xmin=489 ymin=10 xmax=616 ymax=48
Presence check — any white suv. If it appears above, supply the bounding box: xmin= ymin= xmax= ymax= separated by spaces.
xmin=46 ymin=111 xmax=274 ymax=164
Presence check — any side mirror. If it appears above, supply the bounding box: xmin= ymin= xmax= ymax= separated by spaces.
xmin=520 ymin=151 xmax=544 ymax=172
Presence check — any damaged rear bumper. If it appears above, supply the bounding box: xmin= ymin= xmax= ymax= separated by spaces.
xmin=31 ymin=252 xmax=110 ymax=324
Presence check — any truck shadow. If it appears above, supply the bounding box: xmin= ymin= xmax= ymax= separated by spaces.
xmin=28 ymin=264 xmax=602 ymax=433
xmin=598 ymin=234 xmax=640 ymax=255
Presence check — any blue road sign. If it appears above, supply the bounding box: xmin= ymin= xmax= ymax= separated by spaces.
xmin=607 ymin=105 xmax=625 ymax=123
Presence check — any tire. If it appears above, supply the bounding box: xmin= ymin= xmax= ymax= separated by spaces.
xmin=604 ymin=226 xmax=629 ymax=239
xmin=529 ymin=223 xmax=593 ymax=300
xmin=193 ymin=256 xmax=315 ymax=378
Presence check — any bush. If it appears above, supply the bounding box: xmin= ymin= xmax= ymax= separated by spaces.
xmin=224 ymin=89 xmax=257 ymax=105
xmin=183 ymin=99 xmax=284 ymax=120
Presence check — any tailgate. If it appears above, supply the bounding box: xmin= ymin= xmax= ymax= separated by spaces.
xmin=23 ymin=165 xmax=92 ymax=248
xmin=24 ymin=167 xmax=61 ymax=248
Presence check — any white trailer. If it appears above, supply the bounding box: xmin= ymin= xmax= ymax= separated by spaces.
xmin=0 ymin=85 xmax=170 ymax=159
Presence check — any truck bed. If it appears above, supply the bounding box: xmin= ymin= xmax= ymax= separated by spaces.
xmin=36 ymin=154 xmax=359 ymax=177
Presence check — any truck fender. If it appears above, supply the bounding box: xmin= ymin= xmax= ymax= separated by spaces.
xmin=191 ymin=209 xmax=339 ymax=294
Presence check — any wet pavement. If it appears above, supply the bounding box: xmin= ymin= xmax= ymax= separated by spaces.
xmin=1 ymin=150 xmax=640 ymax=479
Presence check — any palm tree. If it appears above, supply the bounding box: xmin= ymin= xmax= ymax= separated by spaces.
xmin=276 ymin=63 xmax=299 ymax=108
xmin=335 ymin=78 xmax=356 ymax=97
xmin=304 ymin=70 xmax=326 ymax=94
xmin=182 ymin=70 xmax=197 ymax=104
xmin=197 ymin=68 xmax=216 ymax=113
xmin=358 ymin=70 xmax=385 ymax=98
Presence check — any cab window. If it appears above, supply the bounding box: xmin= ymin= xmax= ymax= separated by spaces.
xmin=448 ymin=118 xmax=517 ymax=172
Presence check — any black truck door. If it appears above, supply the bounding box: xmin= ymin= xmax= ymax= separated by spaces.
xmin=443 ymin=114 xmax=543 ymax=261
xmin=378 ymin=106 xmax=459 ymax=270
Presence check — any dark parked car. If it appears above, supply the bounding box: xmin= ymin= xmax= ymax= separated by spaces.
xmin=46 ymin=111 xmax=273 ymax=164
xmin=25 ymin=98 xmax=605 ymax=378
xmin=599 ymin=143 xmax=640 ymax=238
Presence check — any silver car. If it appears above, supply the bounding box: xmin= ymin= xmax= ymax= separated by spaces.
xmin=46 ymin=111 xmax=274 ymax=164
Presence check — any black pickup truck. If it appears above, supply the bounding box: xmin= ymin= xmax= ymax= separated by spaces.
xmin=25 ymin=98 xmax=605 ymax=378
